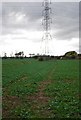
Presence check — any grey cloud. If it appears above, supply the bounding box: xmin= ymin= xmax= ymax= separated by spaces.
xmin=2 ymin=2 xmax=42 ymax=34
xmin=51 ymin=2 xmax=79 ymax=40
xmin=2 ymin=2 xmax=79 ymax=41
xmin=1 ymin=0 xmax=81 ymax=2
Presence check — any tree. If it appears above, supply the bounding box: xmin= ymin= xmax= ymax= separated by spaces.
xmin=29 ymin=53 xmax=35 ymax=58
xmin=3 ymin=53 xmax=7 ymax=59
xmin=15 ymin=51 xmax=24 ymax=58
xmin=64 ymin=51 xmax=78 ymax=59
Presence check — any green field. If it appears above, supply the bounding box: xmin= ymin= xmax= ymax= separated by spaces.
xmin=2 ymin=59 xmax=80 ymax=118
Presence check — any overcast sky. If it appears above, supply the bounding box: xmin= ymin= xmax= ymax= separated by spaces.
xmin=0 ymin=1 xmax=79 ymax=56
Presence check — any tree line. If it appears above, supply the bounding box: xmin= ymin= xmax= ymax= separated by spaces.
xmin=1 ymin=51 xmax=81 ymax=60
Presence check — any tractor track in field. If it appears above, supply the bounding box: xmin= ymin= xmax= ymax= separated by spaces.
xmin=26 ymin=68 xmax=55 ymax=117
xmin=3 ymin=67 xmax=55 ymax=118
xmin=2 ymin=75 xmax=28 ymax=118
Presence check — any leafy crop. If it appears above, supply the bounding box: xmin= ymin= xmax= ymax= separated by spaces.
xmin=2 ymin=59 xmax=80 ymax=118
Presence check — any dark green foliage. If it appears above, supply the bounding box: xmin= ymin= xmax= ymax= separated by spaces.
xmin=64 ymin=51 xmax=78 ymax=59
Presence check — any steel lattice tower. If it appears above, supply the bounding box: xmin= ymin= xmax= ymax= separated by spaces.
xmin=42 ymin=0 xmax=52 ymax=55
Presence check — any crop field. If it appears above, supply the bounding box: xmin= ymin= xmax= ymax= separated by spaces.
xmin=2 ymin=59 xmax=80 ymax=118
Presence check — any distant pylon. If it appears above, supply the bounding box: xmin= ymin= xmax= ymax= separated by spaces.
xmin=42 ymin=0 xmax=52 ymax=55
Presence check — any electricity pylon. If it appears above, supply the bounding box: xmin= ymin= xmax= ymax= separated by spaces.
xmin=42 ymin=0 xmax=52 ymax=55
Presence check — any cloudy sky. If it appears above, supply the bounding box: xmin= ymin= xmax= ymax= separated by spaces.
xmin=0 ymin=1 xmax=79 ymax=56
